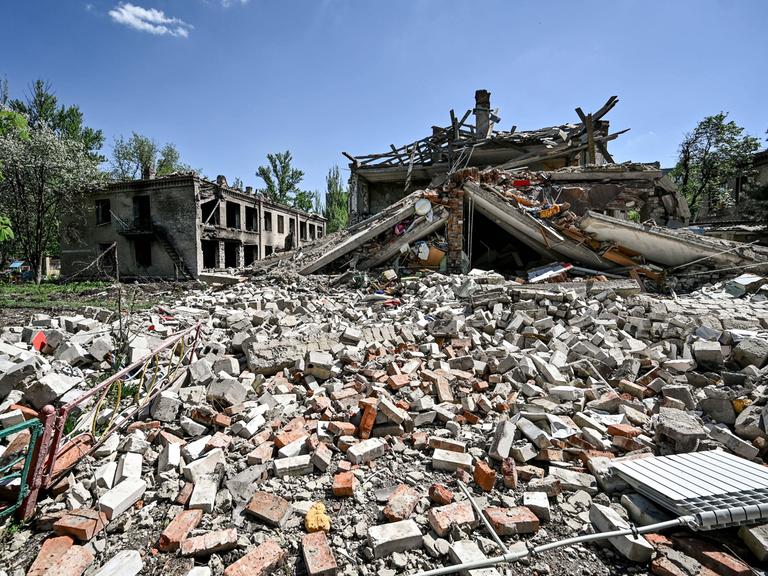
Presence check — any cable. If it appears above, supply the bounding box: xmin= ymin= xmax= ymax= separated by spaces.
xmin=409 ymin=514 xmax=708 ymax=576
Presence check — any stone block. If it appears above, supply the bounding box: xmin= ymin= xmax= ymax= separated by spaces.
xmin=368 ymin=519 xmax=423 ymax=558
xmin=98 ymin=478 xmax=146 ymax=520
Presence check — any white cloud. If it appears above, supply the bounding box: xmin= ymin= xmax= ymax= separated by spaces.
xmin=109 ymin=3 xmax=192 ymax=37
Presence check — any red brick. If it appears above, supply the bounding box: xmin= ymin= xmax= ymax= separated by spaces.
xmin=454 ymin=469 xmax=472 ymax=484
xmin=672 ymin=535 xmax=751 ymax=576
xmin=332 ymin=471 xmax=356 ymax=497
xmin=224 ymin=539 xmax=286 ymax=576
xmin=28 ymin=536 xmax=75 ymax=576
xmin=411 ymin=431 xmax=429 ymax=449
xmin=8 ymin=404 xmax=37 ymax=420
xmin=53 ymin=509 xmax=107 ymax=542
xmin=607 ymin=423 xmax=642 ymax=437
xmin=612 ymin=435 xmax=646 ymax=452
xmin=158 ymin=430 xmax=187 ymax=447
xmin=358 ymin=399 xmax=378 ymax=440
xmin=517 ymin=465 xmax=545 ymax=481
xmin=427 ymin=501 xmax=477 ymax=537
xmin=645 ymin=533 xmax=674 ymax=549
xmin=245 ymin=491 xmax=291 ymax=526
xmin=180 ymin=528 xmax=238 ymax=557
xmin=283 ymin=416 xmax=306 ymax=432
xmin=483 ymin=506 xmax=539 ymax=535
xmin=46 ymin=544 xmax=94 ymax=576
xmin=428 ymin=483 xmax=454 ymax=506
xmin=328 ymin=421 xmax=356 ymax=436
xmin=223 ymin=402 xmax=247 ymax=416
xmin=159 ymin=509 xmax=204 ymax=552
xmin=387 ymin=374 xmax=410 ymax=390
xmin=501 ymin=458 xmax=518 ymax=488
xmin=206 ymin=431 xmax=233 ymax=451
xmin=383 ymin=484 xmax=420 ymax=522
xmin=126 ymin=420 xmax=160 ymax=433
xmin=274 ymin=427 xmax=309 ymax=449
xmin=247 ymin=442 xmax=274 ymax=465
xmin=651 ymin=554 xmax=719 ymax=576
xmin=51 ymin=435 xmax=92 ymax=477
xmin=302 ymin=531 xmax=338 ymax=576
xmin=176 ymin=481 xmax=194 ymax=506
xmin=535 ymin=449 xmax=563 ymax=462
xmin=473 ymin=461 xmax=497 ymax=492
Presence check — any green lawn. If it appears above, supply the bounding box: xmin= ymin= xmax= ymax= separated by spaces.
xmin=0 ymin=280 xmax=121 ymax=311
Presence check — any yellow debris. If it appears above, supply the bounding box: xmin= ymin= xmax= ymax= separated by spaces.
xmin=733 ymin=397 xmax=752 ymax=414
xmin=305 ymin=501 xmax=331 ymax=533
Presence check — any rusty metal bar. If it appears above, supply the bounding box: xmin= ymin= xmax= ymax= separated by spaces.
xmin=17 ymin=405 xmax=56 ymax=520
xmin=41 ymin=323 xmax=201 ymax=489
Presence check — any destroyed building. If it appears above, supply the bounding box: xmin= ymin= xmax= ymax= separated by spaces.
xmin=695 ymin=148 xmax=768 ymax=246
xmin=2 ymin=265 xmax=768 ymax=576
xmin=60 ymin=173 xmax=326 ymax=280
xmin=347 ymin=91 xmax=688 ymax=228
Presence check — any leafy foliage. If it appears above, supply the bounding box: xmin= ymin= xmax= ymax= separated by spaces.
xmin=9 ymin=80 xmax=103 ymax=159
xmin=256 ymin=150 xmax=304 ymax=206
xmin=0 ymin=124 xmax=103 ymax=283
xmin=109 ymin=132 xmax=190 ymax=180
xmin=293 ymin=189 xmax=316 ymax=213
xmin=0 ymin=215 xmax=13 ymax=243
xmin=670 ymin=113 xmax=760 ymax=218
xmin=323 ymin=165 xmax=349 ymax=233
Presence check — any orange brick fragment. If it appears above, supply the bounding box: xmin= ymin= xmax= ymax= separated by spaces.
xmin=159 ymin=509 xmax=204 ymax=552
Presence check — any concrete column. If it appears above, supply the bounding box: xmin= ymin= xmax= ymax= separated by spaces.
xmin=216 ymin=241 xmax=225 ymax=268
xmin=237 ymin=244 xmax=244 ymax=268
xmin=474 ymin=89 xmax=491 ymax=139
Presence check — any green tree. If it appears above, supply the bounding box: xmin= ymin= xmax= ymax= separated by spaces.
xmin=0 ymin=123 xmax=103 ymax=283
xmin=323 ymin=165 xmax=349 ymax=233
xmin=293 ymin=190 xmax=316 ymax=213
xmin=256 ymin=150 xmax=304 ymax=205
xmin=0 ymin=107 xmax=28 ymax=260
xmin=671 ymin=113 xmax=760 ymax=218
xmin=0 ymin=215 xmax=13 ymax=243
xmin=110 ymin=132 xmax=190 ymax=180
xmin=9 ymin=80 xmax=103 ymax=159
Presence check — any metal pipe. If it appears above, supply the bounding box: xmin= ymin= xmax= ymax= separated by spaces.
xmin=456 ymin=480 xmax=508 ymax=554
xmin=410 ymin=516 xmax=688 ymax=576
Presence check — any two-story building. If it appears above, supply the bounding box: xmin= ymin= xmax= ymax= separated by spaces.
xmin=60 ymin=173 xmax=326 ymax=280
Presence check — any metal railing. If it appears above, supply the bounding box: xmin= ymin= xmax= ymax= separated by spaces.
xmin=16 ymin=323 xmax=201 ymax=519
xmin=0 ymin=418 xmax=44 ymax=519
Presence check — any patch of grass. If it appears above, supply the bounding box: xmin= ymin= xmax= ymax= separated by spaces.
xmin=0 ymin=280 xmax=151 ymax=312
xmin=5 ymin=519 xmax=20 ymax=536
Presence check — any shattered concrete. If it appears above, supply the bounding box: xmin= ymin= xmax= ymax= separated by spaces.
xmin=0 ymin=268 xmax=767 ymax=576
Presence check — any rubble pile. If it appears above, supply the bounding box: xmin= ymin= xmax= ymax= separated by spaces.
xmin=1 ymin=270 xmax=768 ymax=576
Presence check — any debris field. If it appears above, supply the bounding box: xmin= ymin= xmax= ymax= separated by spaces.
xmin=1 ymin=262 xmax=768 ymax=576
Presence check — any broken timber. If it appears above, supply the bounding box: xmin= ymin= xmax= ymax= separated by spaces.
xmin=300 ymin=196 xmax=420 ymax=275
xmin=358 ymin=207 xmax=449 ymax=270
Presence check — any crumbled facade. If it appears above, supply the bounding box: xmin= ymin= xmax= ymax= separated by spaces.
xmin=60 ymin=174 xmax=326 ymax=280
xmin=696 ymin=149 xmax=768 ymax=246
xmin=347 ymin=90 xmax=624 ymax=224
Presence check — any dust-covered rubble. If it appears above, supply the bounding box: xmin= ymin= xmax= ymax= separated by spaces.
xmin=0 ymin=270 xmax=767 ymax=576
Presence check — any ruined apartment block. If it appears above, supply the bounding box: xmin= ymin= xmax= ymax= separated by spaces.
xmin=60 ymin=174 xmax=326 ymax=280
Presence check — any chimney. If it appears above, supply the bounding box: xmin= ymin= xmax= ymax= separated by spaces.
xmin=216 ymin=175 xmax=228 ymax=187
xmin=474 ymin=89 xmax=491 ymax=139
xmin=245 ymin=186 xmax=253 ymax=194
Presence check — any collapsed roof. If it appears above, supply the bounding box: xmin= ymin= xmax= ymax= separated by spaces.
xmin=264 ymin=166 xmax=768 ymax=292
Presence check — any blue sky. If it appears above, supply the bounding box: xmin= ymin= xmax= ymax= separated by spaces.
xmin=2 ymin=0 xmax=766 ymax=193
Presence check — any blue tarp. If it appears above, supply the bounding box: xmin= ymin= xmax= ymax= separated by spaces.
xmin=9 ymin=261 xmax=24 ymax=269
